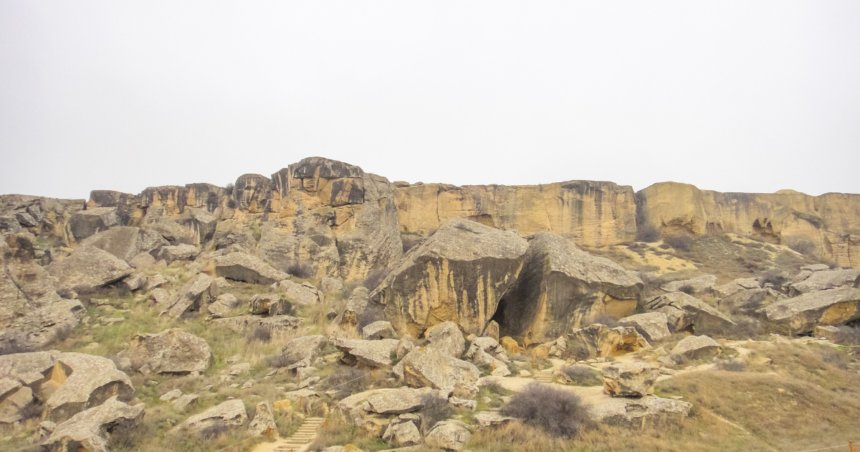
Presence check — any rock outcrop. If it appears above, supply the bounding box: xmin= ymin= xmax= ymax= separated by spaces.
xmin=424 ymin=419 xmax=471 ymax=451
xmin=80 ymin=226 xmax=168 ymax=263
xmin=567 ymin=324 xmax=649 ymax=359
xmin=371 ymin=217 xmax=529 ymax=337
xmin=42 ymin=396 xmax=144 ymax=452
xmin=644 ymin=292 xmax=734 ymax=333
xmin=602 ymin=362 xmax=659 ymax=397
xmin=164 ymin=273 xmax=217 ymax=318
xmin=43 ymin=353 xmax=135 ymax=422
xmin=789 ymin=268 xmax=859 ymax=295
xmin=214 ymin=252 xmax=289 ymax=285
xmin=670 ymin=335 xmax=721 ymax=361
xmin=763 ymin=287 xmax=860 ymax=332
xmin=335 ymin=338 xmax=399 ymax=369
xmin=498 ymin=232 xmax=643 ymax=342
xmin=618 ymin=312 xmax=671 ymax=342
xmin=588 ymin=396 xmax=691 ymax=428
xmin=177 ymin=399 xmax=248 ymax=434
xmin=661 ymin=275 xmax=717 ymax=294
xmin=47 ymin=246 xmax=132 ymax=293
xmin=123 ymin=329 xmax=213 ymax=375
xmin=277 ymin=335 xmax=327 ymax=370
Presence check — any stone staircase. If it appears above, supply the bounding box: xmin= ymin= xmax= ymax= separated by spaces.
xmin=274 ymin=417 xmax=325 ymax=452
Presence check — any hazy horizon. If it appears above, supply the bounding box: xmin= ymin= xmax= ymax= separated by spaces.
xmin=2 ymin=2 xmax=859 ymax=199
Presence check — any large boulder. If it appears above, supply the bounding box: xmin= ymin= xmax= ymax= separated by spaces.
xmin=214 ymin=252 xmax=289 ymax=285
xmin=122 ymin=329 xmax=213 ymax=375
xmin=164 ymin=273 xmax=217 ymax=318
xmin=44 ymin=353 xmax=135 ymax=422
xmin=69 ymin=207 xmax=117 ymax=241
xmin=718 ymin=288 xmax=770 ymax=314
xmin=588 ymin=396 xmax=691 ymax=428
xmin=498 ymin=232 xmax=643 ymax=342
xmin=567 ymin=324 xmax=649 ymax=360
xmin=618 ymin=312 xmax=671 ymax=342
xmin=463 ymin=337 xmax=509 ymax=365
xmin=0 ymin=383 xmax=36 ymax=424
xmin=335 ymin=338 xmax=399 ymax=369
xmin=42 ymin=396 xmax=144 ymax=452
xmin=276 ymin=279 xmax=324 ymax=305
xmin=337 ymin=287 xmax=370 ymax=328
xmin=644 ymin=292 xmax=734 ymax=333
xmin=713 ymin=278 xmax=760 ymax=298
xmin=371 ymin=217 xmax=529 ymax=337
xmin=158 ymin=244 xmax=200 ymax=263
xmin=602 ymin=362 xmax=659 ymax=397
xmin=277 ymin=335 xmax=327 ymax=370
xmin=249 ymin=294 xmax=292 ymax=316
xmin=247 ymin=401 xmax=277 ymax=436
xmin=382 ymin=418 xmax=422 ymax=447
xmin=763 ymin=287 xmax=860 ymax=333
xmin=47 ymin=246 xmax=133 ymax=293
xmin=670 ymin=335 xmax=721 ymax=361
xmin=80 ymin=226 xmax=168 ymax=263
xmin=397 ymin=348 xmax=480 ymax=398
xmin=424 ymin=419 xmax=471 ymax=451
xmin=425 ymin=321 xmax=466 ymax=358
xmin=362 ymin=321 xmax=395 ymax=340
xmin=789 ymin=269 xmax=860 ymax=295
xmin=661 ymin=275 xmax=717 ymax=294
xmin=207 ymin=293 xmax=239 ymax=318
xmin=177 ymin=399 xmax=248 ymax=434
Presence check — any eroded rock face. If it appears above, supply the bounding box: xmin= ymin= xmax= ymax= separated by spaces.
xmin=714 ymin=278 xmax=761 ymax=298
xmin=214 ymin=252 xmax=289 ymax=285
xmin=371 ymin=218 xmax=529 ymax=337
xmin=276 ymin=279 xmax=323 ymax=305
xmin=567 ymin=324 xmax=649 ymax=360
xmin=123 ymin=329 xmax=213 ymax=375
xmin=763 ymin=287 xmax=860 ymax=332
xmin=177 ymin=399 xmax=248 ymax=434
xmin=661 ymin=275 xmax=717 ymax=294
xmin=81 ymin=226 xmax=168 ymax=263
xmin=42 ymin=396 xmax=144 ymax=452
xmin=618 ymin=312 xmax=670 ymax=342
xmin=398 ymin=348 xmax=480 ymax=398
xmin=47 ymin=246 xmax=132 ymax=293
xmin=213 ymin=315 xmax=302 ymax=334
xmin=602 ymin=363 xmax=659 ymax=397
xmin=499 ymin=232 xmax=643 ymax=342
xmin=337 ymin=287 xmax=369 ymax=328
xmin=789 ymin=269 xmax=860 ymax=295
xmin=164 ymin=273 xmax=217 ymax=318
xmin=362 ymin=321 xmax=396 ymax=340
xmin=44 ymin=353 xmax=135 ymax=422
xmin=248 ymin=401 xmax=276 ymax=436
xmin=70 ymin=207 xmax=118 ymax=241
xmin=644 ymin=292 xmax=734 ymax=334
xmin=425 ymin=321 xmax=466 ymax=358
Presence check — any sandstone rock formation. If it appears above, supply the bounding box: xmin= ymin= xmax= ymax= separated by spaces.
xmin=763 ymin=287 xmax=860 ymax=332
xmin=567 ymin=324 xmax=649 ymax=359
xmin=425 ymin=321 xmax=466 ymax=358
xmin=164 ymin=273 xmax=217 ymax=318
xmin=43 ymin=353 xmax=135 ymax=422
xmin=335 ymin=338 xmax=399 ymax=369
xmin=602 ymin=362 xmax=659 ymax=397
xmin=80 ymin=226 xmax=168 ymax=263
xmin=42 ymin=396 xmax=144 ymax=452
xmin=177 ymin=399 xmax=248 ymax=434
xmin=588 ymin=396 xmax=691 ymax=428
xmin=123 ymin=329 xmax=213 ymax=375
xmin=661 ymin=275 xmax=717 ymax=294
xmin=498 ymin=232 xmax=643 ymax=342
xmin=424 ymin=419 xmax=471 ymax=451
xmin=789 ymin=268 xmax=859 ymax=295
xmin=618 ymin=312 xmax=671 ymax=342
xmin=397 ymin=348 xmax=480 ymax=398
xmin=670 ymin=335 xmax=721 ymax=361
xmin=214 ymin=252 xmax=288 ymax=285
xmin=644 ymin=292 xmax=734 ymax=333
xmin=277 ymin=335 xmax=327 ymax=370
xmin=247 ymin=401 xmax=276 ymax=436
xmin=47 ymin=246 xmax=132 ymax=293
xmin=371 ymin=217 xmax=529 ymax=337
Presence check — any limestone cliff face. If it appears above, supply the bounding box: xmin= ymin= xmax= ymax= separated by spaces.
xmin=394 ymin=181 xmax=637 ymax=248
xmin=637 ymin=182 xmax=860 ymax=268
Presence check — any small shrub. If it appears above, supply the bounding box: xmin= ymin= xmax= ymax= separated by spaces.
xmin=501 ymin=383 xmax=587 ymax=438
xmin=287 ymin=263 xmax=314 ymax=279
xmin=760 ymin=269 xmax=787 ymax=289
xmin=664 ymin=235 xmax=693 ymax=251
xmin=224 ymin=183 xmax=234 ymax=196
xmin=636 ymin=224 xmax=661 ymax=243
xmin=420 ymin=392 xmax=455 ymax=434
xmin=562 ymin=365 xmax=602 ymax=386
xmin=227 ymin=198 xmax=237 ymax=209
xmin=200 ymin=421 xmax=228 ymax=439
xmin=678 ymin=284 xmax=696 ymax=295
xmin=715 ymin=359 xmax=746 ymax=372
xmin=250 ymin=326 xmax=272 ymax=343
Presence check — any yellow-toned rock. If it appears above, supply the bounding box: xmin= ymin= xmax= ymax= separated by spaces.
xmin=500 ymin=337 xmax=521 ymax=354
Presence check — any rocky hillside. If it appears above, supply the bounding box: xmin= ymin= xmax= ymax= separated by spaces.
xmin=1 ymin=156 xmax=859 ymax=452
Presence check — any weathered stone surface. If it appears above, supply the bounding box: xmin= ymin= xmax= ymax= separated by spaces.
xmin=602 ymin=362 xmax=659 ymax=397
xmin=70 ymin=207 xmax=117 ymax=241
xmin=335 ymin=338 xmax=399 ymax=368
xmin=278 ymin=335 xmax=327 ymax=370
xmin=802 ymin=264 xmax=831 ymax=272
xmin=47 ymin=246 xmax=132 ymax=293
xmin=249 ymin=294 xmax=282 ymax=315
xmin=396 ymin=335 xmax=416 ymax=359
xmin=371 ymin=218 xmax=528 ymax=337
xmin=81 ymin=226 xmax=168 ymax=263
xmin=215 ymin=252 xmax=289 ymax=285
xmin=587 ymin=395 xmax=691 ymax=428
xmin=500 ymin=232 xmax=643 ymax=342
xmin=207 ymin=293 xmax=239 ymax=318
xmin=813 ymin=325 xmax=857 ymax=344
xmin=363 ymin=321 xmax=396 ymax=340
xmin=671 ymin=335 xmax=721 ymax=360
xmin=42 ymin=396 xmax=144 ymax=452
xmin=382 ymin=420 xmax=422 ymax=447
xmin=123 ymin=329 xmax=213 ymax=375
xmin=789 ymin=269 xmax=860 ymax=295
xmin=158 ymin=244 xmax=200 ymax=263
xmin=44 ymin=353 xmax=135 ymax=422
xmin=713 ymin=278 xmax=760 ymax=298
xmin=464 ymin=337 xmax=509 ymax=364
xmin=0 ymin=351 xmax=59 ymax=388
xmin=213 ymin=315 xmax=302 ymax=334
xmin=128 ymin=252 xmax=157 ymax=270
xmin=399 ymin=348 xmax=480 ymax=398
xmin=277 ymin=279 xmax=323 ymax=305
xmin=425 ymin=321 xmax=466 ymax=358
xmin=338 ymin=287 xmax=370 ymax=328
xmin=173 ymin=393 xmax=199 ymax=412
xmin=160 ymin=389 xmax=182 ymax=401
xmin=424 ymin=419 xmax=471 ymax=451
xmin=763 ymin=287 xmax=860 ymax=332
xmin=645 ymin=292 xmax=734 ymax=334
xmin=177 ymin=399 xmax=248 ymax=434
xmin=618 ymin=312 xmax=671 ymax=342
xmin=661 ymin=275 xmax=717 ymax=294
xmin=320 ymin=277 xmax=344 ymax=294
xmin=718 ymin=288 xmax=770 ymax=314
xmin=567 ymin=324 xmax=649 ymax=360
xmin=248 ymin=401 xmax=277 ymax=436
xmin=165 ymin=273 xmax=216 ymax=318
xmin=0 ymin=385 xmax=34 ymax=424
xmin=366 ymin=387 xmax=440 ymax=414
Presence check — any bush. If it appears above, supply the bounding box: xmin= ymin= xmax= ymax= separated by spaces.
xmin=501 ymin=383 xmax=587 ymax=438
xmin=319 ymin=366 xmax=371 ymax=394
xmin=200 ymin=421 xmax=228 ymax=439
xmin=226 ymin=198 xmax=237 ymax=209
xmin=562 ymin=365 xmax=602 ymax=386
xmin=760 ymin=269 xmax=787 ymax=289
xmin=636 ymin=224 xmax=661 ymax=243
xmin=224 ymin=183 xmax=234 ymax=196
xmin=265 ymin=353 xmax=295 ymax=369
xmin=664 ymin=235 xmax=693 ymax=251
xmin=715 ymin=359 xmax=746 ymax=372
xmin=678 ymin=284 xmax=696 ymax=295
xmin=250 ymin=326 xmax=271 ymax=343
xmin=420 ymin=392 xmax=455 ymax=434
xmin=287 ymin=263 xmax=314 ymax=279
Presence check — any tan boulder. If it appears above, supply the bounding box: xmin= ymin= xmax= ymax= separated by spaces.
xmin=425 ymin=321 xmax=466 ymax=358
xmin=618 ymin=312 xmax=670 ymax=342
xmin=214 ymin=252 xmax=289 ymax=285
xmin=763 ymin=287 xmax=860 ymax=332
xmin=276 ymin=279 xmax=324 ymax=305
xmin=248 ymin=401 xmax=277 ymax=436
xmin=44 ymin=353 xmax=135 ymax=422
xmin=362 ymin=321 xmax=396 ymax=340
xmin=164 ymin=273 xmax=217 ymax=318
xmin=661 ymin=275 xmax=717 ymax=294
xmin=69 ymin=207 xmax=117 ymax=241
xmin=371 ymin=217 xmax=528 ymax=337
xmin=789 ymin=269 xmax=859 ymax=295
xmin=81 ymin=226 xmax=168 ymax=263
xmin=47 ymin=245 xmax=132 ymax=293
xmin=123 ymin=329 xmax=213 ymax=375
xmin=645 ymin=292 xmax=734 ymax=333
xmin=158 ymin=244 xmax=200 ymax=263
xmin=177 ymin=399 xmax=248 ymax=434
xmin=567 ymin=324 xmax=649 ymax=360
xmin=398 ymin=348 xmax=480 ymax=398
xmin=337 ymin=287 xmax=370 ymax=328
xmin=42 ymin=396 xmax=144 ymax=452
xmin=602 ymin=362 xmax=659 ymax=397
xmin=382 ymin=418 xmax=422 ymax=447
xmin=424 ymin=419 xmax=471 ymax=451
xmin=587 ymin=395 xmax=691 ymax=429
xmin=277 ymin=335 xmax=327 ymax=370
xmin=500 ymin=337 xmax=521 ymax=354
xmin=714 ymin=278 xmax=760 ymax=298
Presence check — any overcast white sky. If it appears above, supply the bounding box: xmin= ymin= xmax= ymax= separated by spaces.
xmin=1 ymin=2 xmax=859 ymax=200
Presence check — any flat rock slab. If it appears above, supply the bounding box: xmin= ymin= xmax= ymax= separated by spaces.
xmin=215 ymin=252 xmax=289 ymax=285
xmin=764 ymin=287 xmax=860 ymax=332
xmin=124 ymin=328 xmax=213 ymax=375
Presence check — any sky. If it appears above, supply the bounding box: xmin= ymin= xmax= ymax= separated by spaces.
xmin=1 ymin=1 xmax=859 ymax=200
